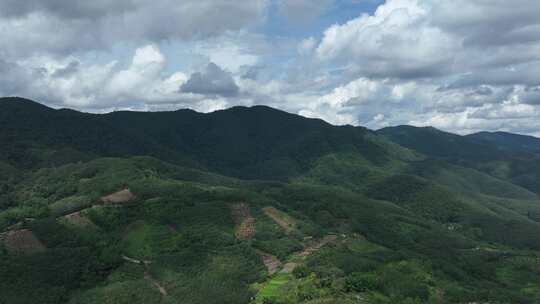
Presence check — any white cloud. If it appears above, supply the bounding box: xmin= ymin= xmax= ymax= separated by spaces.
xmin=316 ymin=0 xmax=456 ymax=79
xmin=298 ymin=37 xmax=316 ymax=55
xmin=315 ymin=0 xmax=540 ymax=82
xmin=2 ymin=0 xmax=540 ymax=136
xmin=106 ymin=45 xmax=166 ymax=99
xmin=0 ymin=45 xmax=236 ymax=111
xmin=181 ymin=63 xmax=239 ymax=97
xmin=0 ymin=0 xmax=269 ymax=58
xmin=192 ymin=32 xmax=261 ymax=73
xmin=303 ymin=0 xmax=540 ymax=135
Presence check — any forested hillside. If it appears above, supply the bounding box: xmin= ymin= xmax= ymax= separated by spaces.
xmin=379 ymin=125 xmax=540 ymax=195
xmin=2 ymin=97 xmax=540 ymax=304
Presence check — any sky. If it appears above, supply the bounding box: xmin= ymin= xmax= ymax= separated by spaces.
xmin=1 ymin=0 xmax=540 ymax=136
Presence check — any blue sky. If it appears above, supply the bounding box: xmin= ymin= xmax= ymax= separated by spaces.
xmin=261 ymin=0 xmax=384 ymax=38
xmin=1 ymin=0 xmax=540 ymax=136
xmin=142 ymin=1 xmax=385 ymax=77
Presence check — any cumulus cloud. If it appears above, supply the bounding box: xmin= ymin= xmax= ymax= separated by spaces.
xmin=1 ymin=0 xmax=540 ymax=136
xmin=181 ymin=63 xmax=239 ymax=97
xmin=298 ymin=37 xmax=316 ymax=55
xmin=302 ymin=0 xmax=540 ymax=134
xmin=315 ymin=0 xmax=540 ymax=84
xmin=519 ymin=87 xmax=540 ymax=105
xmin=106 ymin=45 xmax=166 ymax=100
xmin=191 ymin=32 xmax=265 ymax=73
xmin=315 ymin=0 xmax=456 ymax=79
xmin=0 ymin=0 xmax=268 ymax=58
xmin=0 ymin=45 xmax=239 ymax=112
xmin=0 ymin=59 xmax=45 ymax=99
xmin=51 ymin=61 xmax=80 ymax=78
xmin=0 ymin=0 xmax=134 ymax=19
xmin=431 ymin=0 xmax=540 ymax=48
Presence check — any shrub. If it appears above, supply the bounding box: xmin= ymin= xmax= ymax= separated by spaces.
xmin=346 ymin=272 xmax=378 ymax=292
xmin=292 ymin=265 xmax=310 ymax=279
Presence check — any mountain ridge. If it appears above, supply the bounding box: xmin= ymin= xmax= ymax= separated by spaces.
xmin=4 ymin=96 xmax=540 ymax=141
xmin=1 ymin=97 xmax=392 ymax=180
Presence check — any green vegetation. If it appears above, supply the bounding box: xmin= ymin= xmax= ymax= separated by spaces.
xmin=2 ymin=97 xmax=540 ymax=303
xmin=258 ymin=273 xmax=292 ymax=300
xmin=379 ymin=125 xmax=540 ymax=195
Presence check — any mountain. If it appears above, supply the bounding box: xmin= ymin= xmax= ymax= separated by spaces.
xmin=378 ymin=125 xmax=519 ymax=161
xmin=0 ymin=97 xmax=401 ymax=179
xmin=2 ymin=97 xmax=540 ymax=304
xmin=0 ymin=97 xmax=187 ymax=169
xmin=102 ymin=105 xmax=395 ymax=179
xmin=379 ymin=125 xmax=540 ymax=195
xmin=468 ymin=131 xmax=540 ymax=153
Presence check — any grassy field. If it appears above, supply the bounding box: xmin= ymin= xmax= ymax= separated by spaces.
xmin=257 ymin=273 xmax=292 ymax=301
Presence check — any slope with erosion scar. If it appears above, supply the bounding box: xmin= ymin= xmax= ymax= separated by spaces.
xmin=0 ymin=229 xmax=46 ymax=254
xmin=230 ymin=203 xmax=256 ymax=240
xmin=258 ymin=251 xmax=282 ymax=276
xmin=263 ymin=206 xmax=296 ymax=233
xmin=101 ymin=189 xmax=137 ymax=205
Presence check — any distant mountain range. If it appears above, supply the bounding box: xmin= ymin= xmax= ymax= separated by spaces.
xmin=379 ymin=125 xmax=540 ymax=194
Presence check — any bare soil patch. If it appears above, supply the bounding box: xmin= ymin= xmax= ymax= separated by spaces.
xmin=298 ymin=235 xmax=337 ymax=257
xmin=279 ymin=235 xmax=338 ymax=274
xmin=61 ymin=211 xmax=96 ymax=228
xmin=101 ymin=189 xmax=136 ymax=205
xmin=1 ymin=229 xmax=46 ymax=254
xmin=258 ymin=251 xmax=282 ymax=275
xmin=281 ymin=262 xmax=298 ymax=274
xmin=230 ymin=203 xmax=256 ymax=239
xmin=263 ymin=206 xmax=296 ymax=233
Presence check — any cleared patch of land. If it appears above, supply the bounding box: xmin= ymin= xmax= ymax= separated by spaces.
xmin=279 ymin=235 xmax=338 ymax=274
xmin=61 ymin=211 xmax=96 ymax=228
xmin=1 ymin=229 xmax=46 ymax=254
xmin=280 ymin=262 xmax=298 ymax=274
xmin=101 ymin=189 xmax=136 ymax=205
xmin=258 ymin=251 xmax=282 ymax=275
xmin=297 ymin=235 xmax=338 ymax=257
xmin=230 ymin=203 xmax=255 ymax=239
xmin=262 ymin=206 xmax=296 ymax=233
